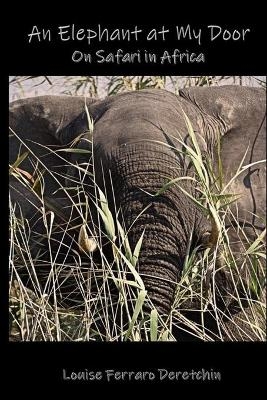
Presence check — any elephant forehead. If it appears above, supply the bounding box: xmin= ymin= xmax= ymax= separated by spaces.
xmin=93 ymin=102 xmax=190 ymax=149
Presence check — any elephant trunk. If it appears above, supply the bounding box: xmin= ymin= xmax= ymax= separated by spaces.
xmin=109 ymin=143 xmax=208 ymax=315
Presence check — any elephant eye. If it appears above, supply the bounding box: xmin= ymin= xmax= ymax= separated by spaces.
xmin=195 ymin=230 xmax=212 ymax=252
xmin=202 ymin=230 xmax=212 ymax=242
xmin=187 ymin=232 xmax=209 ymax=256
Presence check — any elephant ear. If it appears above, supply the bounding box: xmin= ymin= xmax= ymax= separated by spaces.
xmin=179 ymin=85 xmax=264 ymax=132
xmin=63 ymin=98 xmax=111 ymax=179
xmin=56 ymin=97 xmax=100 ymax=144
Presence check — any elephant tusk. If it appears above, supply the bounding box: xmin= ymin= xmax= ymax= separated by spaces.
xmin=78 ymin=224 xmax=98 ymax=253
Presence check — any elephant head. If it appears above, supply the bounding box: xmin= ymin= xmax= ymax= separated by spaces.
xmin=59 ymin=89 xmax=217 ymax=315
xmin=9 ymin=86 xmax=266 ymax=333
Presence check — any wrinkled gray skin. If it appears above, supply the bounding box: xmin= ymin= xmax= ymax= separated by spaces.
xmin=9 ymin=86 xmax=266 ymax=323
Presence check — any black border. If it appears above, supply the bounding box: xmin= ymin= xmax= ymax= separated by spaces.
xmin=7 ymin=19 xmax=266 ymax=75
xmin=4 ymin=15 xmax=267 ymax=390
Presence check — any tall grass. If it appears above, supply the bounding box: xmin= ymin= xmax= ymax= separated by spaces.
xmin=9 ymin=149 xmax=171 ymax=341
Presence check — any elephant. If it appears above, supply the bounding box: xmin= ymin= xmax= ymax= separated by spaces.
xmin=9 ymin=86 xmax=266 ymax=339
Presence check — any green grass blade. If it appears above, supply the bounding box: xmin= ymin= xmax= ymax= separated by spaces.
xmin=132 ymin=229 xmax=145 ymax=267
xmin=96 ymin=188 xmax=116 ymax=241
xmin=84 ymin=100 xmax=94 ymax=137
xmin=150 ymin=309 xmax=158 ymax=341
xmin=56 ymin=148 xmax=91 ymax=154
xmin=154 ymin=176 xmax=195 ymax=196
xmin=245 ymin=229 xmax=266 ymax=255
xmin=124 ymin=289 xmax=147 ymax=340
xmin=118 ymin=250 xmax=146 ymax=291
xmin=160 ymin=330 xmax=170 ymax=341
xmin=181 ymin=109 xmax=202 ymax=160
xmin=117 ymin=221 xmax=133 ymax=261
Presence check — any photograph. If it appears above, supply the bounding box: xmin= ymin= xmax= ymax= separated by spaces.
xmin=9 ymin=76 xmax=266 ymax=343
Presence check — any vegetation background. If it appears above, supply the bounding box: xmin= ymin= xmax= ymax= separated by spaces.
xmin=9 ymin=76 xmax=265 ymax=101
